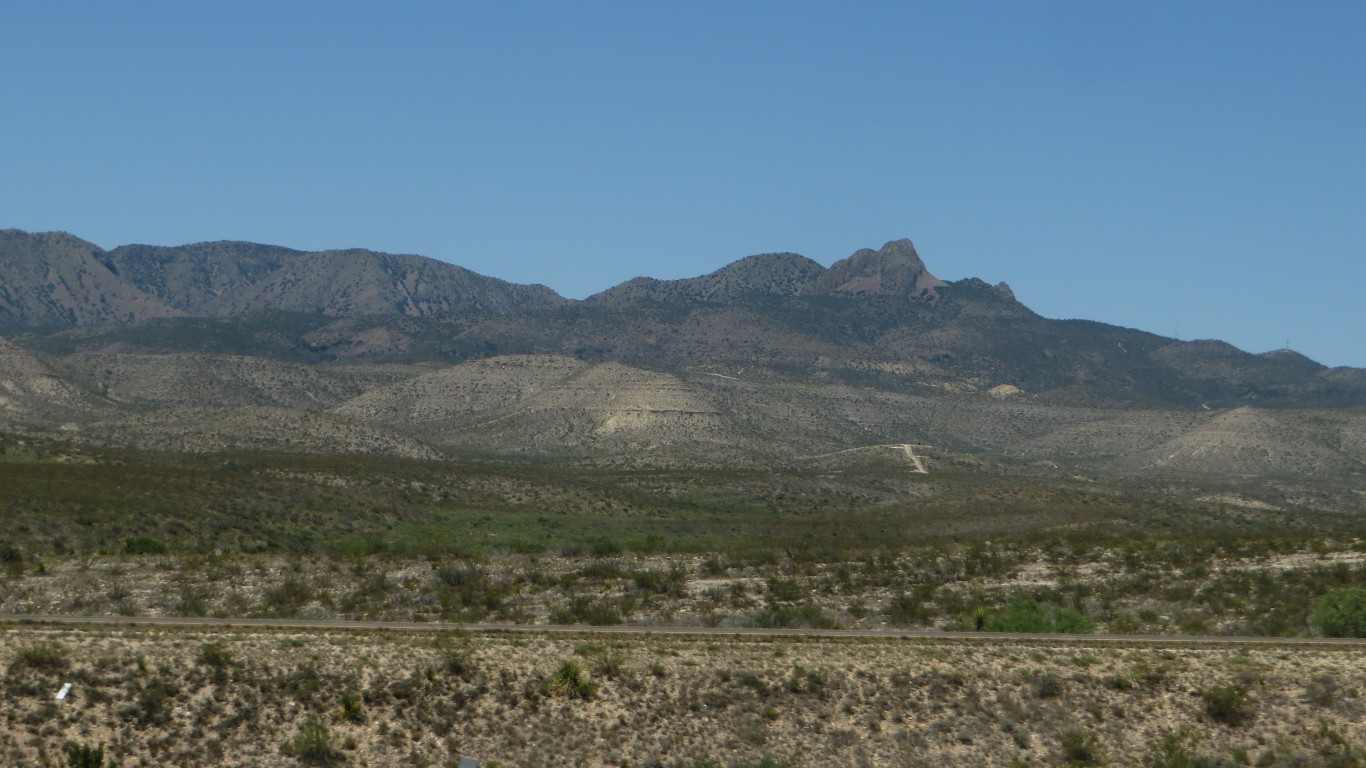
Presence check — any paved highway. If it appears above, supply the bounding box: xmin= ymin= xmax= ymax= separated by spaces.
xmin=2 ymin=614 xmax=1364 ymax=647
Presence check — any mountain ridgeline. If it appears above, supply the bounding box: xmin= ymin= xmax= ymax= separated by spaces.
xmin=1 ymin=227 xmax=1364 ymax=496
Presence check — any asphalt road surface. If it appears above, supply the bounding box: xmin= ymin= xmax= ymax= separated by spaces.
xmin=2 ymin=614 xmax=1365 ymax=647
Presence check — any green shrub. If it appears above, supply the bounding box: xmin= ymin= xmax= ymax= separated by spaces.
xmin=631 ymin=566 xmax=688 ymax=596
xmin=435 ymin=563 xmax=486 ymax=587
xmin=1033 ymin=672 xmax=1065 ymax=699
xmin=589 ymin=537 xmax=623 ymax=557
xmin=596 ymin=653 xmax=627 ymax=678
xmin=123 ymin=536 xmax=168 ymax=555
xmin=754 ymin=604 xmax=840 ymax=629
xmin=886 ymin=592 xmax=932 ymax=625
xmin=543 ymin=660 xmax=597 ymax=699
xmin=0 ymin=542 xmax=22 ymax=563
xmin=986 ymin=597 xmax=1095 ymax=634
xmin=1060 ymin=728 xmax=1104 ymax=765
xmin=987 ymin=597 xmax=1051 ymax=632
xmin=1311 ymin=588 xmax=1366 ymax=638
xmin=128 ymin=679 xmax=177 ymax=725
xmin=64 ymin=742 xmax=105 ymax=768
xmin=196 ymin=642 xmax=234 ymax=668
xmin=550 ymin=597 xmax=625 ymax=625
xmin=265 ymin=577 xmax=314 ymax=612
xmin=1053 ymin=606 xmax=1096 ymax=634
xmin=338 ymin=691 xmax=365 ymax=724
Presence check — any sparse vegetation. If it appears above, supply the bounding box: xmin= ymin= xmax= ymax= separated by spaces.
xmin=0 ymin=624 xmax=1359 ymax=766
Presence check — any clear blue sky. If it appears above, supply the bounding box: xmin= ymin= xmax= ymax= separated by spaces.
xmin=4 ymin=2 xmax=1363 ymax=367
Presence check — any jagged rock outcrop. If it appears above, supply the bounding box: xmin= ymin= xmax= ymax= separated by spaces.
xmin=815 ymin=238 xmax=946 ymax=299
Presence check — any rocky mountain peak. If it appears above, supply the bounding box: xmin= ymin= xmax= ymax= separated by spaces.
xmin=815 ymin=238 xmax=946 ymax=300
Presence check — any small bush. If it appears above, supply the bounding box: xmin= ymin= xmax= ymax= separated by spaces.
xmin=338 ymin=691 xmax=365 ymax=724
xmin=1202 ymin=684 xmax=1253 ymax=727
xmin=1033 ymin=672 xmax=1065 ymax=699
xmin=197 ymin=642 xmax=234 ymax=668
xmin=590 ymin=645 xmax=625 ymax=675
xmin=0 ymin=542 xmax=23 ymax=563
xmin=1311 ymin=588 xmax=1366 ymax=638
xmin=1060 ymin=728 xmax=1104 ymax=765
xmin=886 ymin=593 xmax=932 ymax=625
xmin=543 ymin=660 xmax=597 ymax=699
xmin=128 ymin=679 xmax=177 ymax=725
xmin=266 ymin=577 xmax=314 ymax=612
xmin=1304 ymin=673 xmax=1338 ymax=708
xmin=64 ymin=742 xmax=105 ymax=768
xmin=285 ymin=719 xmax=344 ymax=765
xmin=123 ymin=536 xmax=168 ymax=555
xmin=550 ymin=597 xmax=624 ymax=626
xmin=632 ymin=566 xmax=688 ymax=596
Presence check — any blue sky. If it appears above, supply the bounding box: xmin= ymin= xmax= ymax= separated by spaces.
xmin=4 ymin=2 xmax=1363 ymax=367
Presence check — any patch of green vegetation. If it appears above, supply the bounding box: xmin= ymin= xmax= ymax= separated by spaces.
xmin=985 ymin=597 xmax=1095 ymax=634
xmin=64 ymin=742 xmax=106 ymax=768
xmin=542 ymin=660 xmax=597 ymax=699
xmin=1310 ymin=587 xmax=1366 ymax=638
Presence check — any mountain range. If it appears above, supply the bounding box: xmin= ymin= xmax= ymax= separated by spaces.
xmin=1 ymin=227 xmax=1363 ymax=508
